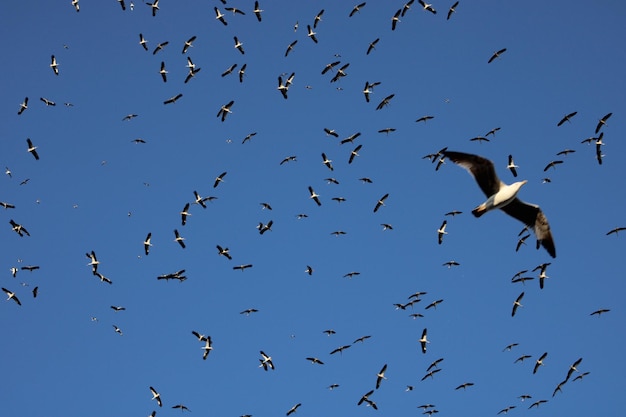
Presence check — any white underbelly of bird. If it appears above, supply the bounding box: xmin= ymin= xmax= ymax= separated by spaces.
xmin=472 ymin=180 xmax=527 ymax=217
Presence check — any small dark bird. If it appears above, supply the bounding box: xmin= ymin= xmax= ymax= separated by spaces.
xmin=348 ymin=144 xmax=362 ymax=164
xmin=152 ymin=41 xmax=169 ymax=55
xmin=419 ymin=328 xmax=429 ymax=353
xmin=488 ymin=48 xmax=507 ymax=63
xmin=528 ymin=400 xmax=547 ymax=409
xmin=110 ymin=305 xmax=126 ymax=312
xmin=18 ymin=97 xmax=28 ymax=115
xmin=50 ymin=55 xmax=59 ymax=75
xmin=225 ymin=6 xmax=245 ymax=15
xmin=590 ymin=308 xmax=610 ymax=316
xmin=367 ymin=38 xmax=379 ymax=55
xmin=503 ymin=343 xmax=519 ymax=351
xmin=10 ymin=219 xmax=30 ymax=237
xmin=184 ymin=67 xmax=201 ymax=84
xmin=566 ymin=357 xmax=583 ymax=381
xmin=221 ymin=63 xmax=237 ymax=77
xmin=391 ymin=9 xmax=402 ymax=30
xmin=285 ymin=40 xmax=298 ymax=57
xmin=213 ymin=171 xmax=227 ymax=188
xmin=533 ymin=352 xmax=548 ymax=374
xmin=447 ymin=1 xmax=459 ymax=20
xmin=40 ymin=97 xmax=56 ymax=106
xmin=557 ymin=111 xmax=578 ymax=126
xmin=416 ymin=115 xmax=434 ymax=123
xmin=286 ymin=403 xmax=301 ymax=416
xmin=181 ymin=35 xmax=196 ymax=54
xmin=455 ymin=382 xmax=474 ymax=390
xmin=373 ymin=193 xmax=389 ymax=213
xmin=233 ymin=264 xmax=253 ymax=272
xmin=147 ymin=0 xmax=159 ymax=16
xmin=376 ymin=94 xmax=395 ymax=110
xmin=216 ymin=245 xmax=232 ymax=260
xmin=543 ymin=160 xmax=564 ymax=171
xmin=163 ymin=93 xmax=183 ymax=105
xmin=330 ymin=344 xmax=351 ymax=355
xmin=350 ymin=2 xmax=367 ymax=17
xmin=217 ymin=101 xmax=234 ymax=122
xmin=174 ymin=229 xmax=186 ymax=248
xmin=308 ymin=186 xmax=322 ymax=206
xmin=595 ymin=112 xmax=612 ymax=134
xmin=512 ymin=292 xmax=524 ymax=317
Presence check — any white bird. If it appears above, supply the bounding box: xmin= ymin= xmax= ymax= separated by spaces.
xmin=441 ymin=151 xmax=555 ymax=258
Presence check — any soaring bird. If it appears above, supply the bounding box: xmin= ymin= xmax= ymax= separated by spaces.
xmin=488 ymin=48 xmax=507 ymax=63
xmin=418 ymin=0 xmax=437 ymax=14
xmin=566 ymin=357 xmax=583 ymax=381
xmin=590 ymin=308 xmax=610 ymax=316
xmin=233 ymin=264 xmax=253 ymax=272
xmin=18 ymin=97 xmax=28 ymax=115
xmin=357 ymin=390 xmax=376 ymax=408
xmin=321 ymin=153 xmax=334 ymax=171
xmin=213 ymin=171 xmax=227 ymax=188
xmin=40 ymin=97 xmax=55 ymax=106
xmin=350 ymin=2 xmax=366 ymax=16
xmin=225 ymin=7 xmax=245 ymax=15
xmin=348 ymin=144 xmax=362 ymax=164
xmin=259 ymin=350 xmax=275 ymax=370
xmin=174 ymin=229 xmax=186 ymax=249
xmin=10 ymin=219 xmax=30 ymax=237
xmin=50 ymin=55 xmax=59 ymax=75
xmin=253 ymin=1 xmax=263 ymax=21
xmin=416 ymin=115 xmax=434 ymax=123
xmin=533 ymin=352 xmax=548 ymax=374
xmin=147 ymin=0 xmax=159 ymax=16
xmin=391 ymin=9 xmax=402 ymax=30
xmin=158 ymin=61 xmax=168 ymax=82
xmin=149 ymin=386 xmax=162 ymax=407
xmin=507 ymin=155 xmax=518 ymax=177
xmin=139 ymin=33 xmax=148 ymax=50
xmin=455 ymin=382 xmax=474 ymax=390
xmin=2 ymin=287 xmax=21 ymax=306
xmin=437 ymin=220 xmax=447 ymax=244
xmin=373 ymin=193 xmax=389 ymax=213
xmin=180 ymin=203 xmax=191 ymax=226
xmin=306 ymin=25 xmax=318 ymax=43
xmin=201 ymin=336 xmax=213 ymax=360
xmin=163 ymin=93 xmax=183 ymax=105
xmin=214 ymin=7 xmax=228 ymax=25
xmin=441 ymin=151 xmax=556 ymax=258
xmin=375 ymin=364 xmax=388 ymax=389
xmin=419 ymin=328 xmax=429 ymax=353
xmin=376 ymin=94 xmax=395 ymax=110
xmin=557 ymin=111 xmax=578 ymax=126
xmin=595 ymin=112 xmax=612 ymax=134
xmin=308 ymin=186 xmax=322 ymax=206
xmin=143 ymin=232 xmax=152 ymax=255
xmin=181 ymin=35 xmax=196 ymax=54
xmin=447 ymin=1 xmax=459 ymax=20
xmin=217 ymin=101 xmax=234 ymax=122
xmin=27 ymin=138 xmax=40 ymax=160
xmin=511 ymin=292 xmax=524 ymax=317
xmin=284 ymin=40 xmax=298 ymax=57
xmin=367 ymin=38 xmax=379 ymax=55
xmin=233 ymin=36 xmax=245 ymax=54
xmin=286 ymin=403 xmax=301 ymax=416
xmin=184 ymin=67 xmax=201 ymax=84
xmin=152 ymin=41 xmax=169 ymax=55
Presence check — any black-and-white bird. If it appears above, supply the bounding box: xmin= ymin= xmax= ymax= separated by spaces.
xmin=441 ymin=151 xmax=556 ymax=258
xmin=306 ymin=25 xmax=318 ymax=43
xmin=419 ymin=328 xmax=429 ymax=353
xmin=533 ymin=352 xmax=548 ymax=374
xmin=375 ymin=364 xmax=388 ymax=389
xmin=350 ymin=2 xmax=367 ymax=17
xmin=286 ymin=403 xmax=301 ymax=416
xmin=447 ymin=1 xmax=459 ymax=20
xmin=595 ymin=112 xmax=612 ymax=134
xmin=50 ymin=55 xmax=59 ymax=75
xmin=163 ymin=93 xmax=183 ymax=105
xmin=376 ymin=94 xmax=395 ymax=110
xmin=181 ymin=35 xmax=196 ymax=54
xmin=259 ymin=350 xmax=275 ymax=370
xmin=308 ymin=186 xmax=322 ymax=206
xmin=139 ymin=33 xmax=148 ymax=50
xmin=511 ymin=292 xmax=524 ymax=317
xmin=488 ymin=48 xmax=507 ymax=63
xmin=174 ymin=229 xmax=186 ymax=249
xmin=149 ymin=386 xmax=162 ymax=407
xmin=152 ymin=41 xmax=169 ymax=55
xmin=557 ymin=111 xmax=578 ymax=126
xmin=217 ymin=101 xmax=234 ymax=122
xmin=26 ymin=138 xmax=40 ymax=160
xmin=143 ymin=233 xmax=152 ymax=255
xmin=214 ymin=7 xmax=228 ymax=25
xmin=437 ymin=220 xmax=447 ymax=244
xmin=507 ymin=155 xmax=518 ymax=177
xmin=2 ymin=287 xmax=21 ymax=306
xmin=373 ymin=193 xmax=389 ymax=213
xmin=18 ymin=97 xmax=28 ymax=115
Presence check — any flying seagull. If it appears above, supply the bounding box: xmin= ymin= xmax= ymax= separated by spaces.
xmin=441 ymin=151 xmax=556 ymax=258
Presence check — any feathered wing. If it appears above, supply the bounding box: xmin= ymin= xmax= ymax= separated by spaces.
xmin=442 ymin=151 xmax=501 ymax=197
xmin=501 ymin=199 xmax=556 ymax=258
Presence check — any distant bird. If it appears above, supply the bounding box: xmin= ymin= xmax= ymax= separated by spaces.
xmin=528 ymin=400 xmax=547 ymax=409
xmin=330 ymin=63 xmax=350 ymax=83
xmin=26 ymin=138 xmax=40 ymax=160
xmin=117 ymin=0 xmax=126 ymax=11
xmin=375 ymin=364 xmax=388 ymax=389
xmin=447 ymin=1 xmax=459 ymax=20
xmin=10 ymin=219 xmax=30 ymax=237
xmin=183 ymin=66 xmax=201 ymax=84
xmin=418 ymin=0 xmax=437 ymax=14
xmin=2 ymin=287 xmax=21 ymax=306
xmin=367 ymin=38 xmax=379 ymax=55
xmin=343 ymin=271 xmax=360 ymax=278
xmin=421 ymin=369 xmax=441 ymax=381
xmin=233 ymin=264 xmax=253 ymax=272
xmin=110 ymin=305 xmax=126 ymax=312
xmin=32 ymin=286 xmax=38 ymax=298
xmin=253 ymin=1 xmax=263 ymax=21
xmin=441 ymin=151 xmax=556 ymax=258
xmin=149 ymin=386 xmax=162 ymax=407
xmin=143 ymin=233 xmax=152 ymax=255
xmin=516 ymin=234 xmax=530 ymax=252
xmin=321 ymin=153 xmax=334 ymax=171
xmin=139 ymin=33 xmax=148 ymax=50
xmin=376 ymin=94 xmax=395 ymax=110
xmin=373 ymin=193 xmax=389 ymax=213
xmin=391 ymin=9 xmax=402 ymax=30
xmin=285 ymin=40 xmax=298 ymax=57
xmin=50 ymin=55 xmax=59 ymax=75
xmin=306 ymin=25 xmax=318 ymax=43
xmin=511 ymin=292 xmax=524 ymax=317
xmin=201 ymin=336 xmax=213 ymax=360
xmin=354 ymin=335 xmax=371 ymax=343
xmin=556 ymin=149 xmax=576 ymax=156
xmin=416 ymin=115 xmax=434 ymax=123
xmin=240 ymin=308 xmax=258 ymax=315
xmin=485 ymin=126 xmax=501 ymax=137
xmin=213 ymin=171 xmax=227 ymax=188
xmin=233 ymin=36 xmax=245 ymax=54
xmin=0 ymin=202 xmax=15 ymax=209
xmin=259 ymin=350 xmax=275 ymax=370
xmin=308 ymin=186 xmax=322 ymax=206
xmin=225 ymin=6 xmax=245 ymax=15
xmin=158 ymin=61 xmax=168 ymax=82
xmin=217 ymin=101 xmax=234 ymax=122
xmin=442 ymin=261 xmax=459 ymax=268
xmin=214 ymin=7 xmax=228 ymax=25
xmin=330 ymin=344 xmax=351 ymax=355
xmin=216 ymin=245 xmax=232 ymax=260
xmin=543 ymin=160 xmax=563 ymax=171
xmin=172 ymin=404 xmax=191 ymax=412
xmin=94 ymin=272 xmax=112 ymax=284
xmin=360 ymin=177 xmax=373 ymax=183
xmin=437 ymin=220 xmax=447 ymax=244
xmin=425 ymin=299 xmax=444 ymax=309
xmin=514 ymin=354 xmax=531 ymax=363
xmin=174 ymin=229 xmax=186 ymax=249
xmin=566 ymin=357 xmax=583 ymax=381
xmin=221 ymin=63 xmax=237 ymax=77
xmin=381 ymin=223 xmax=393 ymax=230
xmin=426 ymin=358 xmax=444 ymax=372
xmin=470 ymin=136 xmax=489 ymax=143
xmin=595 ymin=112 xmax=612 ymax=134
xmin=280 ymin=155 xmax=297 ymax=165
xmin=341 ymin=132 xmax=361 ymax=144
xmin=357 ymin=390 xmax=376 ymax=409
xmin=40 ymin=97 xmax=55 ymax=106
xmin=152 ymin=41 xmax=169 ymax=55
xmin=180 ymin=203 xmax=191 ymax=226
xmin=163 ymin=93 xmax=183 ymax=105
xmin=455 ymin=382 xmax=474 ymax=390
xmin=286 ymin=403 xmax=301 ymax=416
xmin=488 ymin=48 xmax=507 ymax=63
xmin=21 ymin=265 xmax=39 ymax=272
xmin=17 ymin=97 xmax=28 ymax=115
xmin=503 ymin=343 xmax=519 ymax=351
xmin=258 ymin=220 xmax=273 ymax=235
xmin=348 ymin=145 xmax=362 ymax=164
xmin=573 ymin=372 xmax=590 ymax=382
xmin=557 ymin=111 xmax=578 ymax=126
xmin=507 ymin=155 xmax=518 ymax=177
xmin=497 ymin=406 xmax=516 ymax=415
xmin=350 ymin=2 xmax=367 ymax=16
xmin=445 ymin=210 xmax=462 ymax=216
xmin=419 ymin=328 xmax=429 ymax=353
xmin=71 ymin=0 xmax=80 ymax=12
xmin=191 ymin=330 xmax=208 ymax=342
xmin=237 ymin=64 xmax=247 ymax=83
xmin=590 ymin=308 xmax=610 ymax=316
xmin=113 ymin=325 xmax=123 ymax=335
xmin=181 ymin=35 xmax=196 ymax=54
xmin=533 ymin=352 xmax=548 ymax=374
xmin=147 ymin=0 xmax=159 ymax=16
xmin=122 ymin=114 xmax=138 ymax=121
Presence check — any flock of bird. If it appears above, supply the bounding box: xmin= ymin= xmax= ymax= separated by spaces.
xmin=2 ymin=1 xmax=622 ymax=416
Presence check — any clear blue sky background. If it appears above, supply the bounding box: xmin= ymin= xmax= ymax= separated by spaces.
xmin=1 ymin=1 xmax=624 ymax=416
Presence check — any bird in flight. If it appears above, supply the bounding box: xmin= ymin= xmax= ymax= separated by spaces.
xmin=447 ymin=1 xmax=459 ymax=20
xmin=419 ymin=328 xmax=429 ymax=353
xmin=511 ymin=292 xmax=524 ymax=317
xmin=149 ymin=386 xmax=162 ymax=407
xmin=50 ymin=55 xmax=59 ymax=75
xmin=2 ymin=287 xmax=21 ymax=306
xmin=17 ymin=97 xmax=28 ymax=115
xmin=441 ymin=151 xmax=556 ymax=258
xmin=375 ymin=364 xmax=388 ymax=389
xmin=308 ymin=186 xmax=322 ymax=206
xmin=595 ymin=112 xmax=612 ymax=134
xmin=174 ymin=229 xmax=186 ymax=249
xmin=307 ymin=25 xmax=318 ymax=43
xmin=181 ymin=35 xmax=196 ymax=54
xmin=557 ymin=111 xmax=578 ymax=126
xmin=533 ymin=352 xmax=548 ymax=374
xmin=350 ymin=2 xmax=366 ymax=17
xmin=437 ymin=220 xmax=447 ymax=244
xmin=217 ymin=101 xmax=234 ymax=122
xmin=26 ymin=138 xmax=40 ymax=160
xmin=259 ymin=350 xmax=275 ymax=370
xmin=214 ymin=7 xmax=228 ymax=25
xmin=163 ymin=93 xmax=183 ymax=105
xmin=488 ymin=48 xmax=507 ymax=63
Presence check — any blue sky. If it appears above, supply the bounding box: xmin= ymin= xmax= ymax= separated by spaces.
xmin=1 ymin=1 xmax=625 ymax=416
